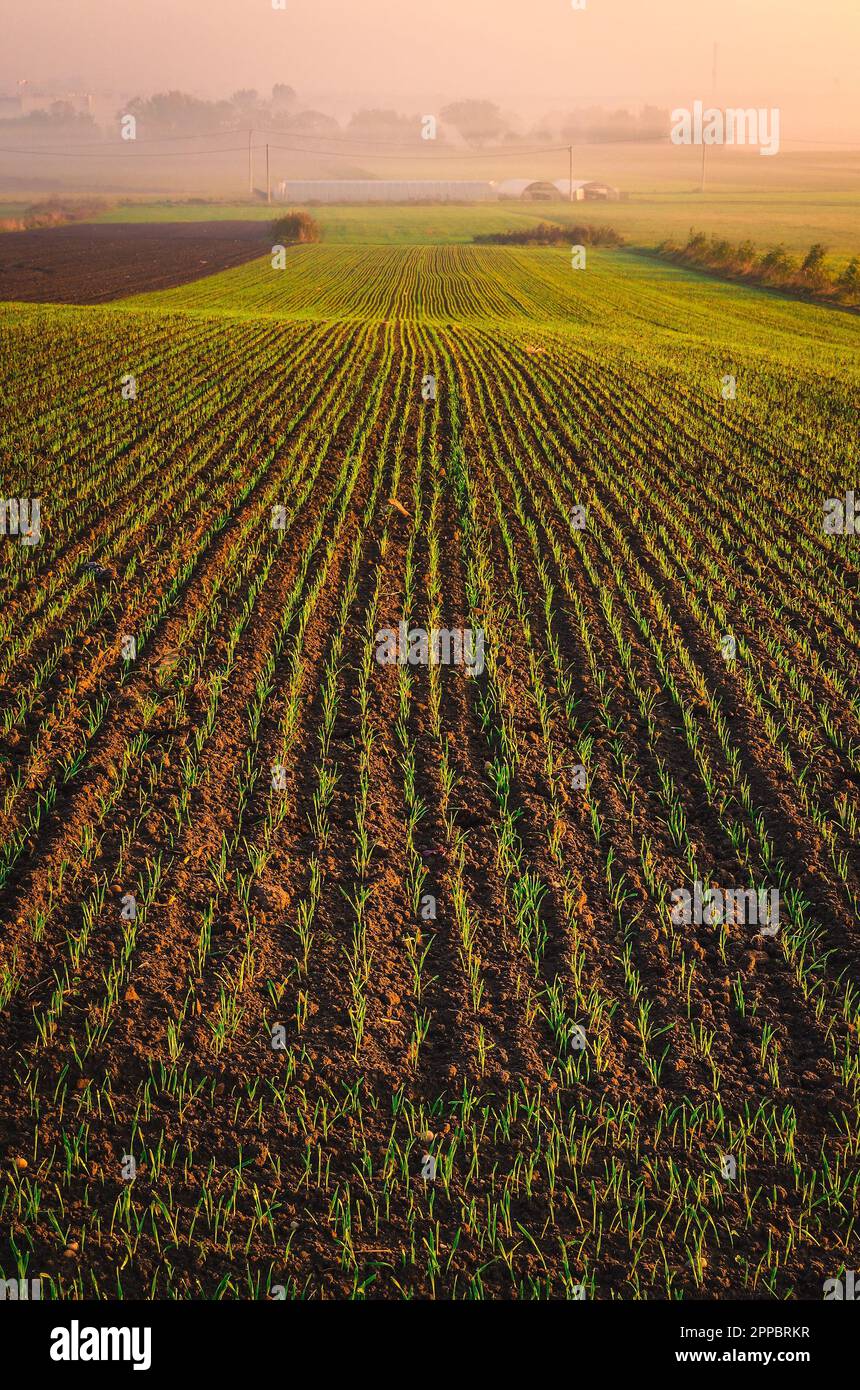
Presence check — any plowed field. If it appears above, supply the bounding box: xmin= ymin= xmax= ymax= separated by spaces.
xmin=0 ymin=221 xmax=271 ymax=303
xmin=0 ymin=239 xmax=858 ymax=1299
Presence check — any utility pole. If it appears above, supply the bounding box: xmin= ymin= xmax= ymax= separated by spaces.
xmin=266 ymin=143 xmax=271 ymax=203
xmin=248 ymin=128 xmax=253 ymax=197
xmin=568 ymin=144 xmax=573 ymax=202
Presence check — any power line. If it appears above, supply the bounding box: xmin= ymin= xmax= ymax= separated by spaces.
xmin=98 ymin=125 xmax=252 ymax=143
xmin=0 ymin=144 xmax=252 ymax=157
xmin=0 ymin=118 xmax=465 ymax=151
xmin=253 ymin=122 xmax=557 ymax=150
xmin=0 ymin=112 xmax=570 ymax=157
xmin=0 ymin=125 xmax=250 ymax=147
xmin=264 ymin=141 xmax=571 ymax=160
xmin=0 ymin=116 xmax=580 ymax=152
xmin=1 ymin=133 xmax=856 ymax=160
xmin=0 ymin=139 xmax=572 ymax=160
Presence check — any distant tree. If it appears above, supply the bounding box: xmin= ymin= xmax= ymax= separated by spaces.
xmin=660 ymin=230 xmax=845 ymax=304
xmin=231 ymin=89 xmax=260 ymax=116
xmin=837 ymin=257 xmax=860 ymax=295
xmin=801 ymin=242 xmax=827 ymax=275
xmin=599 ymin=108 xmax=639 ymax=141
xmin=271 ymin=84 xmax=297 ymax=110
xmin=288 ymin=109 xmax=340 ymax=136
xmin=637 ymin=105 xmax=669 ymax=140
xmin=440 ymin=99 xmax=507 ymax=146
xmin=2 ymin=106 xmax=95 ymax=131
xmin=347 ymin=108 xmax=416 ymax=142
xmin=559 ymin=105 xmax=665 ymax=143
xmin=759 ymin=244 xmax=795 ymax=275
xmin=124 ymin=90 xmax=231 ymax=136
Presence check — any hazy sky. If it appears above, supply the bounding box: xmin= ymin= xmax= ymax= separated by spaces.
xmin=3 ymin=0 xmax=858 ymax=138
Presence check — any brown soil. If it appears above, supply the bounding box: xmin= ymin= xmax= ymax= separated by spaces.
xmin=0 ymin=220 xmax=271 ymax=303
xmin=0 ymin=308 xmax=856 ymax=1302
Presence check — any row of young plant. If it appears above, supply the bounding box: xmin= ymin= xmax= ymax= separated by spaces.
xmin=0 ymin=323 xmax=372 ymax=1041
xmin=487 ymin=326 xmax=860 ymax=1101
xmin=0 ymin=318 xmax=332 ymax=879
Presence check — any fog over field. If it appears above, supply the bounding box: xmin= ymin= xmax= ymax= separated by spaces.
xmin=3 ymin=0 xmax=858 ymax=140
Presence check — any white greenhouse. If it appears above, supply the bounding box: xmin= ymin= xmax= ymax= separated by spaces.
xmin=276 ymin=179 xmax=496 ymax=203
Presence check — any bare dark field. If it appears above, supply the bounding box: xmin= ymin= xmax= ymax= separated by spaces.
xmin=0 ymin=221 xmax=271 ymax=304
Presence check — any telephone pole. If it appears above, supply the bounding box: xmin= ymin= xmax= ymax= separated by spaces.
xmin=568 ymin=144 xmax=573 ymax=201
xmin=266 ymin=143 xmax=271 ymax=203
xmin=248 ymin=128 xmax=253 ymax=197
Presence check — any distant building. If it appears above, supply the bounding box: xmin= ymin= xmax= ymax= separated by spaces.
xmin=0 ymin=86 xmax=95 ymax=120
xmin=277 ymin=179 xmax=496 ymax=203
xmin=494 ymin=179 xmax=561 ymax=201
xmin=496 ymin=178 xmax=620 ymax=201
xmin=21 ymin=90 xmax=93 ymax=117
xmin=276 ymin=177 xmax=619 ymax=204
xmin=561 ymin=179 xmax=620 ymax=201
